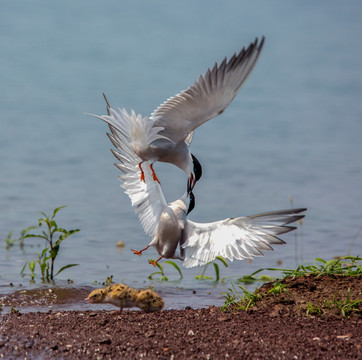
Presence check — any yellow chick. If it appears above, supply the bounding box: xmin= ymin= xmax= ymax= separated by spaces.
xmin=85 ymin=283 xmax=164 ymax=313
xmin=136 ymin=289 xmax=165 ymax=313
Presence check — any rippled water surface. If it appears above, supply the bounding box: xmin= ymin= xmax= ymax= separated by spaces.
xmin=1 ymin=1 xmax=361 ymax=311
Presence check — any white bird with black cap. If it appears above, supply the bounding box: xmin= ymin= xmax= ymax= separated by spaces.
xmin=94 ymin=37 xmax=265 ymax=191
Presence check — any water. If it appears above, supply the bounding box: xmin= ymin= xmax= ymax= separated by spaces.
xmin=0 ymin=1 xmax=361 ymax=311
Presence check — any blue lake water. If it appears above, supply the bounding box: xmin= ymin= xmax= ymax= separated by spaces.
xmin=0 ymin=1 xmax=361 ymax=310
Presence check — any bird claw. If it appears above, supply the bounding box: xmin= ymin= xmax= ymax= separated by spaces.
xmin=132 ymin=249 xmax=143 ymax=256
xmin=148 ymin=256 xmax=163 ymax=267
xmin=132 ymin=245 xmax=150 ymax=257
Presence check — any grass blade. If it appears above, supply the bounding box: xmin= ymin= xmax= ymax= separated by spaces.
xmin=54 ymin=264 xmax=79 ymax=277
xmin=164 ymin=260 xmax=183 ymax=279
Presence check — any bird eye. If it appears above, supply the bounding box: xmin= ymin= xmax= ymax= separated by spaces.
xmin=92 ymin=294 xmax=98 ymax=298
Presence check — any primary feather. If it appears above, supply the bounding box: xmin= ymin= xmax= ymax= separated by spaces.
xmin=182 ymin=208 xmax=306 ymax=268
xmin=92 ymin=37 xmax=265 ymax=190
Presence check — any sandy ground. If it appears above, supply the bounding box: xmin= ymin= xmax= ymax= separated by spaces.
xmin=0 ymin=275 xmax=361 ymax=359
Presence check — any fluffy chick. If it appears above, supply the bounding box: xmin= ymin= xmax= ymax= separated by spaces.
xmin=85 ymin=283 xmax=164 ymax=313
xmin=136 ymin=289 xmax=165 ymax=313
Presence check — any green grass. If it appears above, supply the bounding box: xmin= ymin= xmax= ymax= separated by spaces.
xmin=278 ymin=256 xmax=361 ymax=278
xmin=148 ymin=256 xmax=229 ymax=282
xmin=148 ymin=260 xmax=183 ymax=281
xmin=306 ymin=287 xmax=361 ymax=318
xmin=228 ymin=255 xmax=361 ymax=284
xmin=195 ymin=256 xmax=228 ymax=282
xmin=221 ymin=283 xmax=261 ymax=311
xmin=221 ymin=256 xmax=361 ymax=314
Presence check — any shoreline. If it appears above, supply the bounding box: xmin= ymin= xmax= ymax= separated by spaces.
xmin=1 ymin=306 xmax=360 ymax=359
xmin=1 ymin=273 xmax=361 ymax=359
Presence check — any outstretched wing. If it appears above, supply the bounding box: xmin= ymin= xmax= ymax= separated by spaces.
xmin=95 ymin=100 xmax=168 ymax=238
xmin=182 ymin=208 xmax=306 ymax=268
xmin=151 ymin=37 xmax=265 ymax=143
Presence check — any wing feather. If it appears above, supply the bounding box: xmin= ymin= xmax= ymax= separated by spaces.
xmin=151 ymin=37 xmax=265 ymax=142
xmin=95 ymin=108 xmax=168 ymax=238
xmin=182 ymin=208 xmax=306 ymax=268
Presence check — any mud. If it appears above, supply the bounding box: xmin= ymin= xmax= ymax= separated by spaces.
xmin=0 ymin=275 xmax=361 ymax=359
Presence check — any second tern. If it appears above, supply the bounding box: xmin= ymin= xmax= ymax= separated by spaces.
xmin=96 ymin=37 xmax=265 ymax=190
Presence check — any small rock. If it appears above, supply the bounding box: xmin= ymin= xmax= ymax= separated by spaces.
xmin=217 ymin=316 xmax=230 ymax=322
xmin=99 ymin=338 xmax=112 ymax=345
xmin=145 ymin=330 xmax=155 ymax=338
xmin=188 ymin=330 xmax=194 ymax=336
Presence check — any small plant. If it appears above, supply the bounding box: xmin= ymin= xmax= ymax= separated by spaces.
xmin=196 ymin=256 xmax=228 ymax=282
xmin=234 ymin=268 xmax=275 ymax=285
xmin=267 ymin=282 xmax=290 ymax=295
xmin=92 ymin=275 xmax=116 ymax=286
xmin=333 ymin=288 xmax=362 ymax=317
xmin=104 ymin=275 xmax=114 ymax=286
xmin=148 ymin=260 xmax=183 ymax=281
xmin=221 ymin=283 xmax=261 ymax=311
xmin=19 ymin=206 xmax=80 ymax=281
xmin=4 ymin=232 xmax=16 ymax=249
xmin=10 ymin=306 xmax=19 ymax=314
xmin=4 ymin=226 xmax=36 ymax=250
xmin=306 ymin=301 xmax=324 ymax=316
xmin=306 ymin=288 xmax=362 ymax=318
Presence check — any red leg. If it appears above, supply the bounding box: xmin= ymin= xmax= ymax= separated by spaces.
xmin=119 ymin=307 xmax=123 ymax=313
xmin=131 ymin=245 xmax=150 ymax=256
xmin=138 ymin=163 xmax=145 ymax=182
xmin=149 ymin=256 xmax=163 ymax=266
xmin=150 ymin=164 xmax=160 ymax=183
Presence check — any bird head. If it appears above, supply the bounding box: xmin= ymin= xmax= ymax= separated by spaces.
xmin=188 ymin=153 xmax=202 ymax=192
xmin=85 ymin=288 xmax=106 ymax=304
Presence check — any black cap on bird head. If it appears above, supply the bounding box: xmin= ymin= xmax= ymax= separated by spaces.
xmin=188 ymin=153 xmax=202 ymax=193
xmin=191 ymin=153 xmax=202 ymax=183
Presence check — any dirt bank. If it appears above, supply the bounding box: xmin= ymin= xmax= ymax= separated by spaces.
xmin=0 ymin=275 xmax=361 ymax=359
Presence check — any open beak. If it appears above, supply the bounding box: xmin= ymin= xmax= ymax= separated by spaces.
xmin=85 ymin=297 xmax=92 ymax=303
xmin=188 ymin=174 xmax=196 ymax=193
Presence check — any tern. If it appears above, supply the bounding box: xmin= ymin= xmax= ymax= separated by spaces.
xmin=101 ymin=111 xmax=306 ymax=268
xmin=95 ymin=36 xmax=265 ymax=190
